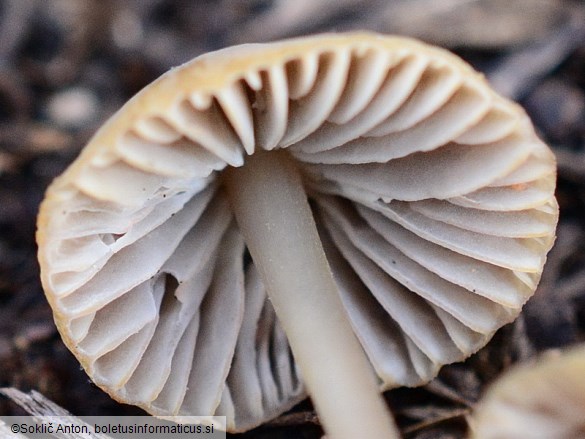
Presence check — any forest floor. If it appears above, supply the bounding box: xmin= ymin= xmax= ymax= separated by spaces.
xmin=1 ymin=1 xmax=585 ymax=438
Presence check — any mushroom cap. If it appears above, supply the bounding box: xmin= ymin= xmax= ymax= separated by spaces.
xmin=36 ymin=32 xmax=558 ymax=431
xmin=470 ymin=346 xmax=585 ymax=439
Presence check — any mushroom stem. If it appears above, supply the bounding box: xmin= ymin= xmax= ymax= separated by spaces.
xmin=223 ymin=150 xmax=399 ymax=439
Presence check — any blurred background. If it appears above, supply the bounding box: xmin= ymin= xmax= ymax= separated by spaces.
xmin=1 ymin=1 xmax=584 ymax=437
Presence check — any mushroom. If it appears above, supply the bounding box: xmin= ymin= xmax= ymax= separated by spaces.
xmin=470 ymin=345 xmax=585 ymax=439
xmin=36 ymin=32 xmax=558 ymax=437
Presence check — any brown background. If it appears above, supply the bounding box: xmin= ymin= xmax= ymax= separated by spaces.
xmin=1 ymin=1 xmax=584 ymax=437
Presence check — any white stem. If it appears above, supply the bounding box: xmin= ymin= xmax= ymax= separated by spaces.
xmin=223 ymin=151 xmax=399 ymax=439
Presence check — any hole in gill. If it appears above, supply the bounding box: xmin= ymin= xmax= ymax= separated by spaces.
xmin=99 ymin=233 xmax=125 ymax=246
xmin=163 ymin=273 xmax=180 ymax=301
xmin=155 ymin=273 xmax=182 ymax=325
xmin=243 ymin=247 xmax=253 ymax=270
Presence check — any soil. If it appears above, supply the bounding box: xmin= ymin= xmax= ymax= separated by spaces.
xmin=1 ymin=1 xmax=584 ymax=438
